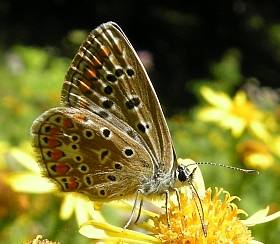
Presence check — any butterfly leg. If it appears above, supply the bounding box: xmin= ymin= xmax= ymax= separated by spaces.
xmin=164 ymin=190 xmax=170 ymax=228
xmin=124 ymin=189 xmax=142 ymax=229
xmin=188 ymin=182 xmax=208 ymax=237
xmin=174 ymin=188 xmax=186 ymax=234
xmin=174 ymin=188 xmax=181 ymax=210
xmin=134 ymin=198 xmax=143 ymax=224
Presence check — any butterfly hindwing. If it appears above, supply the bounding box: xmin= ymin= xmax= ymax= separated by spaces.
xmin=61 ymin=22 xmax=174 ymax=172
xmin=31 ymin=107 xmax=154 ymax=201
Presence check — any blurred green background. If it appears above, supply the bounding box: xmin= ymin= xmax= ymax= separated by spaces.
xmin=0 ymin=1 xmax=280 ymax=243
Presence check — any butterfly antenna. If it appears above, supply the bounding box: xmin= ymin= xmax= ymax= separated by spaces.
xmin=188 ymin=180 xmax=207 ymax=237
xmin=189 ymin=162 xmax=259 ymax=174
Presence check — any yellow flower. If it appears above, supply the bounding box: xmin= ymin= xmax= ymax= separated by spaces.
xmin=153 ymin=188 xmax=251 ymax=243
xmin=237 ymin=140 xmax=274 ymax=170
xmin=5 ymin=143 xmax=97 ymax=226
xmin=270 ymin=135 xmax=280 ymax=158
xmin=79 ymin=159 xmax=280 ymax=243
xmin=198 ymin=87 xmax=269 ymax=139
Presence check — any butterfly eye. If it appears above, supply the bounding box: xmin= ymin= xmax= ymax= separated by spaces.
xmin=178 ymin=168 xmax=187 ymax=182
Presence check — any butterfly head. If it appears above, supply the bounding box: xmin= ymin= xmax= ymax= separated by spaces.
xmin=173 ymin=160 xmax=198 ymax=188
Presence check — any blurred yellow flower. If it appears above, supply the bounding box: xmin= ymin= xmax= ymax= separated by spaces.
xmin=270 ymin=135 xmax=280 ymax=158
xmin=5 ymin=143 xmax=97 ymax=226
xmin=79 ymin=159 xmax=280 ymax=243
xmin=2 ymin=95 xmax=28 ymax=115
xmin=198 ymin=87 xmax=270 ymax=139
xmin=237 ymin=140 xmax=274 ymax=170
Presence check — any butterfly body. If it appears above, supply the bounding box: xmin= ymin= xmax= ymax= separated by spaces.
xmin=31 ymin=22 xmax=195 ymax=205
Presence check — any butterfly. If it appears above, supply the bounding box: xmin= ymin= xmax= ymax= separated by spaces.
xmin=31 ymin=22 xmax=204 ymax=230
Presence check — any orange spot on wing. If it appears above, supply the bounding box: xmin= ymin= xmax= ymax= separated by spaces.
xmin=68 ymin=177 xmax=79 ymax=190
xmin=63 ymin=118 xmax=74 ymax=128
xmin=51 ymin=149 xmax=65 ymax=160
xmin=50 ymin=127 xmax=60 ymax=136
xmin=48 ymin=138 xmax=60 ymax=148
xmin=55 ymin=163 xmax=70 ymax=175
xmin=99 ymin=46 xmax=111 ymax=58
xmin=85 ymin=68 xmax=97 ymax=80
xmin=74 ymin=114 xmax=87 ymax=122
xmin=79 ymin=79 xmax=94 ymax=93
xmin=91 ymin=56 xmax=102 ymax=69
xmin=80 ymin=84 xmax=91 ymax=93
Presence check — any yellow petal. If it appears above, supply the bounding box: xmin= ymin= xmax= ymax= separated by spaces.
xmin=221 ymin=117 xmax=245 ymax=137
xmin=10 ymin=148 xmax=40 ymax=173
xmin=250 ymin=241 xmax=264 ymax=244
xmin=197 ymin=107 xmax=228 ymax=122
xmin=112 ymin=200 xmax=161 ymax=218
xmin=245 ymin=153 xmax=274 ymax=170
xmin=80 ymin=220 xmax=160 ymax=243
xmin=7 ymin=173 xmax=55 ymax=193
xmin=231 ymin=124 xmax=245 ymax=137
xmin=60 ymin=194 xmax=75 ymax=220
xmin=234 ymin=91 xmax=247 ymax=105
xmin=270 ymin=136 xmax=280 ymax=157
xmin=79 ymin=223 xmax=107 ymax=239
xmin=75 ymin=197 xmax=95 ymax=226
xmin=250 ymin=122 xmax=270 ymax=142
xmin=200 ymin=86 xmax=231 ymax=109
xmin=242 ymin=206 xmax=280 ymax=226
xmin=80 ymin=223 xmax=152 ymax=244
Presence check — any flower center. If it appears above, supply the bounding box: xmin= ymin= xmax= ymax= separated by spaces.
xmin=152 ymin=188 xmax=252 ymax=243
xmin=230 ymin=99 xmax=259 ymax=123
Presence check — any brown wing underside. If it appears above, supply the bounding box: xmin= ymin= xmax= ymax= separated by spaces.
xmin=60 ymin=22 xmax=175 ymax=172
xmin=31 ymin=107 xmax=154 ymax=201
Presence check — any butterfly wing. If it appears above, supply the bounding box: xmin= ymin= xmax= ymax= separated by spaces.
xmin=31 ymin=107 xmax=154 ymax=201
xmin=61 ymin=22 xmax=175 ymax=172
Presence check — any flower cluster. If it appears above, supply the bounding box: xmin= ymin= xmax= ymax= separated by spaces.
xmin=7 ymin=151 xmax=279 ymax=243
xmin=198 ymin=86 xmax=280 ymax=171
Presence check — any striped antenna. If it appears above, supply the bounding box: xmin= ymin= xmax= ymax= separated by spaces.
xmin=188 ymin=162 xmax=259 ymax=174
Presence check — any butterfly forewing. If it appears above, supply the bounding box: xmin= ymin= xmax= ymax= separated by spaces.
xmin=61 ymin=22 xmax=174 ymax=172
xmin=31 ymin=107 xmax=154 ymax=200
